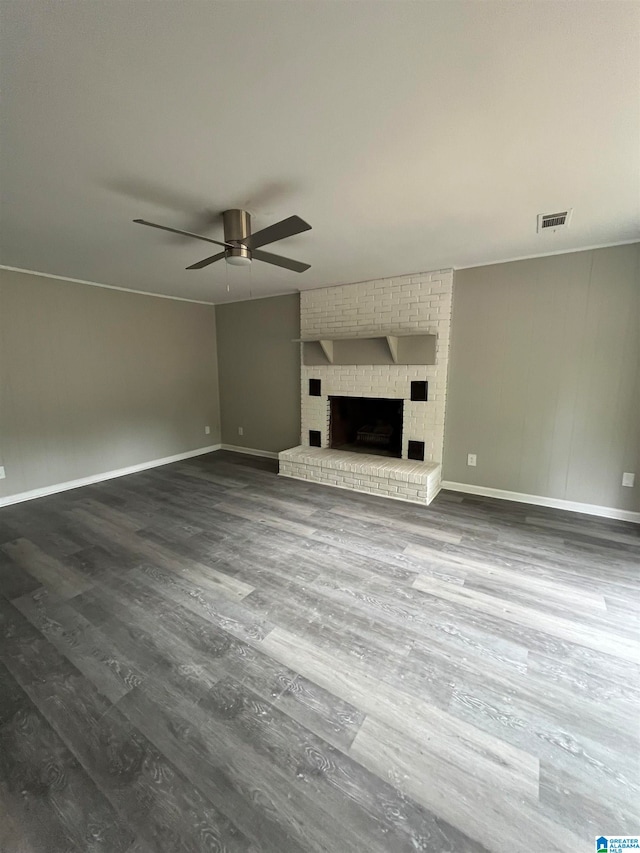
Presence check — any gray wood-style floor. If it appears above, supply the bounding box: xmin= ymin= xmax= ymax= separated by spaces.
xmin=0 ymin=451 xmax=638 ymax=853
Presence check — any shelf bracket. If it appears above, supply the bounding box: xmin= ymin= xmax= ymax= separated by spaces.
xmin=318 ymin=339 xmax=334 ymax=364
xmin=385 ymin=335 xmax=399 ymax=364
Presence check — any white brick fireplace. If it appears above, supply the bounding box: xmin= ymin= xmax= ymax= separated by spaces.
xmin=278 ymin=269 xmax=453 ymax=505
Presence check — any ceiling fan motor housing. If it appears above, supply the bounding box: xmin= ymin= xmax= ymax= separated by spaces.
xmin=223 ymin=209 xmax=252 ymax=265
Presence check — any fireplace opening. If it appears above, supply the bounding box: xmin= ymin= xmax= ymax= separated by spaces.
xmin=329 ymin=396 xmax=403 ymax=458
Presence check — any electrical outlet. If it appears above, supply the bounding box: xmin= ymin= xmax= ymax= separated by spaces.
xmin=622 ymin=472 xmax=635 ymax=487
xmin=0 ymin=466 xmax=5 ymax=479
xmin=467 ymin=453 xmax=477 ymax=467
xmin=204 ymin=425 xmax=210 ymax=435
xmin=238 ymin=426 xmax=244 ymax=436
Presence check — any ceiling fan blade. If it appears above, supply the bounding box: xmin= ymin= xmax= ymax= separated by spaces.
xmin=243 ymin=215 xmax=311 ymax=249
xmin=133 ymin=219 xmax=230 ymax=248
xmin=252 ymin=249 xmax=310 ymax=273
xmin=186 ymin=251 xmax=226 ymax=270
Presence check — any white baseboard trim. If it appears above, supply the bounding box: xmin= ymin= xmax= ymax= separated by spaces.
xmin=0 ymin=445 xmax=222 ymax=508
xmin=440 ymin=481 xmax=640 ymax=524
xmin=221 ymin=444 xmax=279 ymax=460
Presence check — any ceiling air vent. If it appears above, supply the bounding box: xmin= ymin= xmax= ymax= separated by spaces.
xmin=537 ymin=209 xmax=573 ymax=233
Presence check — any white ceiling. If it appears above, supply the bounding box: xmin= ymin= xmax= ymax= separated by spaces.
xmin=1 ymin=1 xmax=638 ymax=304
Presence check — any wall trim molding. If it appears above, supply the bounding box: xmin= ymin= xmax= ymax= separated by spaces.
xmin=0 ymin=445 xmax=222 ymax=508
xmin=440 ymin=481 xmax=640 ymax=524
xmin=454 ymin=238 xmax=639 ymax=271
xmin=0 ymin=265 xmax=215 ymax=305
xmin=221 ymin=444 xmax=279 ymax=459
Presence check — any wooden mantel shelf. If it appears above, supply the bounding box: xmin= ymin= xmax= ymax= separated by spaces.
xmin=295 ymin=332 xmax=436 ymax=366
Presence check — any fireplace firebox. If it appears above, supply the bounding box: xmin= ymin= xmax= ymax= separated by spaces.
xmin=329 ymin=396 xmax=403 ymax=458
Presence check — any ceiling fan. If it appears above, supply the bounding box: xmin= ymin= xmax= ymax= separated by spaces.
xmin=134 ymin=209 xmax=311 ymax=272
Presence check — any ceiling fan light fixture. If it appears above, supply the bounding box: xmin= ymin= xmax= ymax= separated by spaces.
xmin=226 ymin=254 xmax=252 ymax=266
xmin=225 ymin=245 xmax=252 ymax=266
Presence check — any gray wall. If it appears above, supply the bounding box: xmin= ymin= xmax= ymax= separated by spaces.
xmin=443 ymin=243 xmax=640 ymax=512
xmin=216 ymin=294 xmax=300 ymax=453
xmin=0 ymin=269 xmax=221 ymax=499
